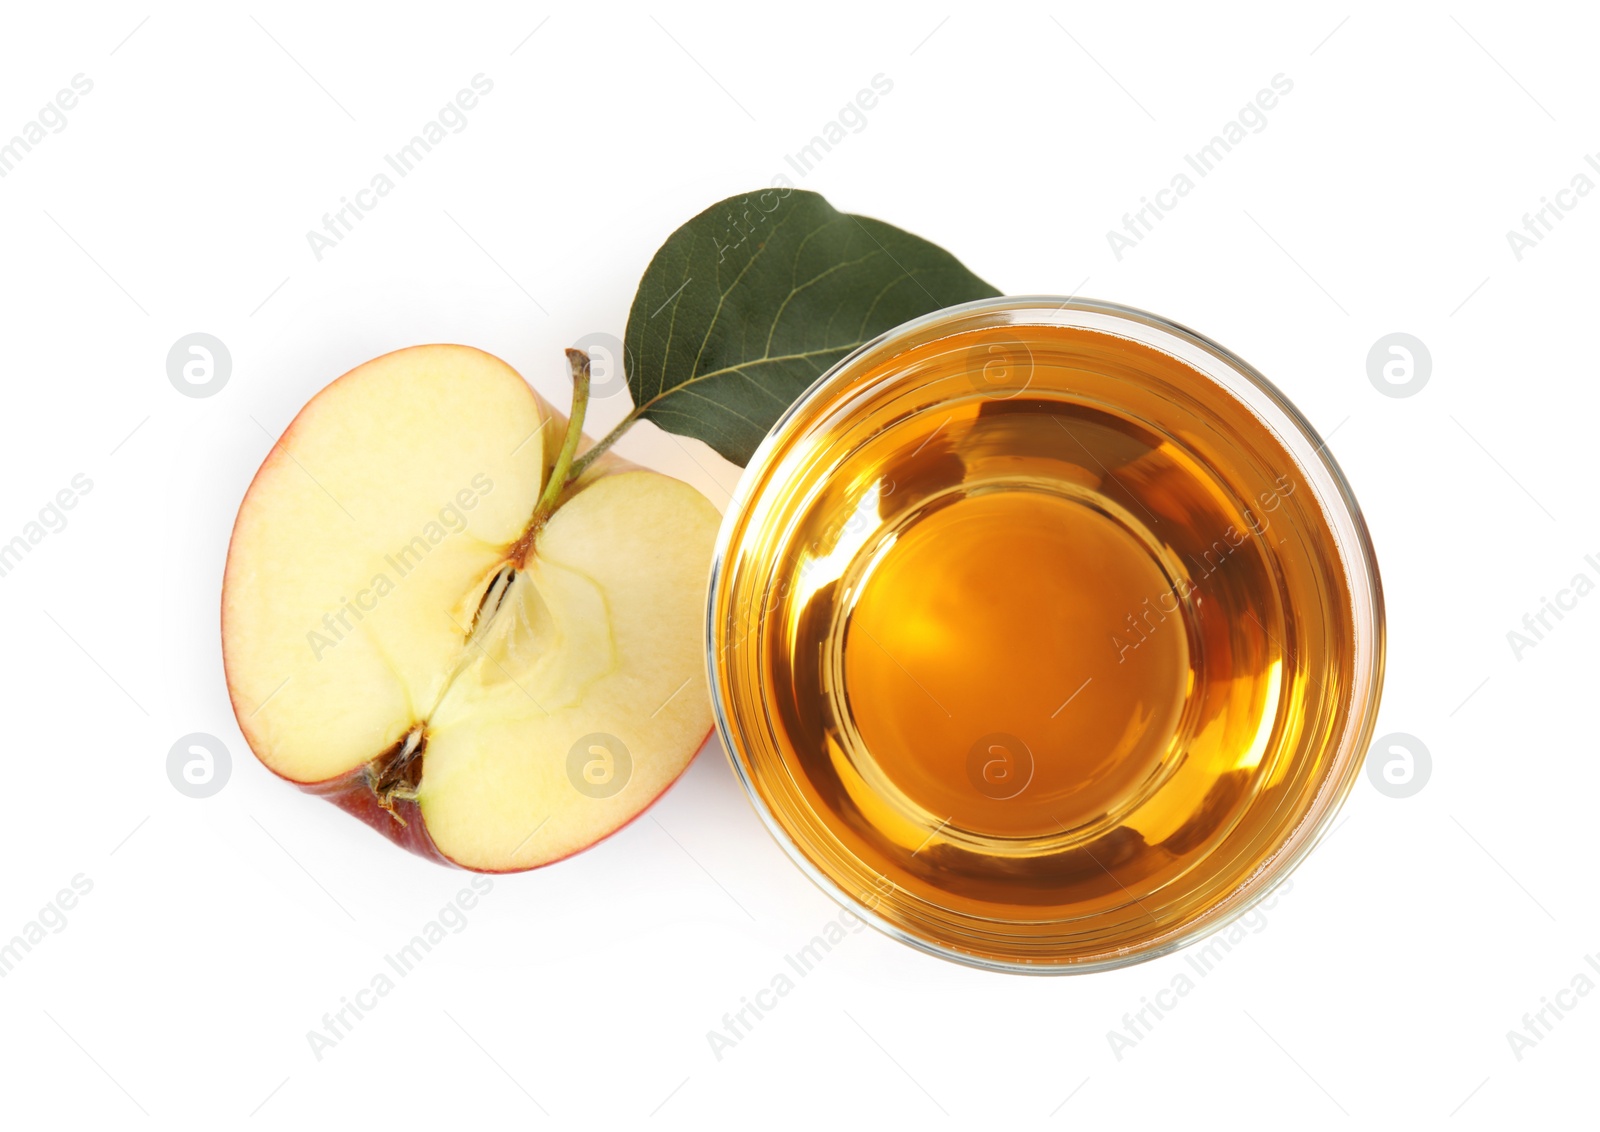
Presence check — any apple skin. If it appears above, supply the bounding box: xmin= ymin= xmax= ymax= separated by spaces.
xmin=301 ymin=770 xmax=452 ymax=865
xmin=295 ymin=750 xmax=699 ymax=872
xmin=221 ymin=344 xmax=717 ymax=872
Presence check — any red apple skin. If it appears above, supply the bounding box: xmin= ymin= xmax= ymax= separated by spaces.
xmin=221 ymin=344 xmax=714 ymax=874
xmin=286 ymin=747 xmax=707 ymax=873
xmin=299 ymin=770 xmax=453 ymax=866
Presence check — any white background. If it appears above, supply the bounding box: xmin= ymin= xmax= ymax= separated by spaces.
xmin=1 ymin=1 xmax=1594 ymax=1127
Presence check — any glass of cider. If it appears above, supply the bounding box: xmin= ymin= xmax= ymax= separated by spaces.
xmin=707 ymin=297 xmax=1384 ymax=972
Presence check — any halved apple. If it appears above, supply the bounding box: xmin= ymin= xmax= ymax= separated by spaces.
xmin=222 ymin=345 xmax=720 ymax=871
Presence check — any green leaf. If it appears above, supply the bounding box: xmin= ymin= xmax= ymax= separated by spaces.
xmin=622 ymin=189 xmax=1000 ymax=466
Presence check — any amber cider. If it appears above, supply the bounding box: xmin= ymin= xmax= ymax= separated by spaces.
xmin=711 ymin=304 xmax=1379 ymax=969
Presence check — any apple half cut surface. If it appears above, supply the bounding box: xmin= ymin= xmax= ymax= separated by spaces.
xmin=222 ymin=345 xmax=720 ymax=871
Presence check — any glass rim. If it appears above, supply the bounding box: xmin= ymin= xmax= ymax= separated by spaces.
xmin=704 ymin=294 xmax=1386 ymax=975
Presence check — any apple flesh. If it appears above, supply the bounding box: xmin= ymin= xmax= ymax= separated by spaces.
xmin=222 ymin=345 xmax=720 ymax=871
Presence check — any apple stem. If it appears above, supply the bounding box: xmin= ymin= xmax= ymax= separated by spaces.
xmin=566 ymin=406 xmax=640 ymax=483
xmin=530 ymin=349 xmax=593 ymax=524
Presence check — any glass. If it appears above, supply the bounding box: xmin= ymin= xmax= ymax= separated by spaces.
xmin=706 ymin=297 xmax=1384 ymax=973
